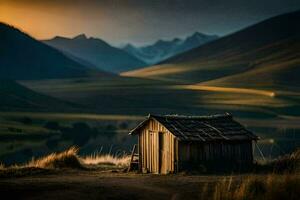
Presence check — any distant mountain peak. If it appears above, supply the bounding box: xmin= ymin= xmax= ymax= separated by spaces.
xmin=172 ymin=38 xmax=182 ymax=43
xmin=155 ymin=39 xmax=166 ymax=45
xmin=44 ymin=34 xmax=147 ymax=73
xmin=188 ymin=32 xmax=214 ymax=40
xmin=52 ymin=36 xmax=68 ymax=40
xmin=124 ymin=43 xmax=136 ymax=49
xmin=192 ymin=32 xmax=207 ymax=37
xmin=123 ymin=31 xmax=219 ymax=64
xmin=0 ymin=23 xmax=94 ymax=80
xmin=73 ymin=34 xmax=88 ymax=40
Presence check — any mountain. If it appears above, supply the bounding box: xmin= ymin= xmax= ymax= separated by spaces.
xmin=43 ymin=34 xmax=147 ymax=73
xmin=0 ymin=23 xmax=99 ymax=80
xmin=122 ymin=10 xmax=300 ymax=90
xmin=123 ymin=32 xmax=218 ymax=64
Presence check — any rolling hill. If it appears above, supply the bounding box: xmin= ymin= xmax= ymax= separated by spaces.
xmin=0 ymin=23 xmax=105 ymax=80
xmin=14 ymin=11 xmax=300 ymax=121
xmin=123 ymin=32 xmax=218 ymax=64
xmin=43 ymin=34 xmax=147 ymax=73
xmin=0 ymin=80 xmax=80 ymax=112
xmin=122 ymin=10 xmax=300 ymax=90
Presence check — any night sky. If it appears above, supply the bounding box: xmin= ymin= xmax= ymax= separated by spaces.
xmin=0 ymin=0 xmax=300 ymax=46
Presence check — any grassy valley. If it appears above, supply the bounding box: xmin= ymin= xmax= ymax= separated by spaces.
xmin=13 ymin=11 xmax=300 ymax=165
xmin=1 ymin=0 xmax=300 ymax=199
xmin=0 ymin=7 xmax=298 ymax=170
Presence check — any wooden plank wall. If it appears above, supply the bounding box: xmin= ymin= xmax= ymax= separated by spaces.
xmin=178 ymin=141 xmax=253 ymax=167
xmin=138 ymin=119 xmax=176 ymax=174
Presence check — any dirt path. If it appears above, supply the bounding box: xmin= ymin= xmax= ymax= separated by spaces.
xmin=0 ymin=170 xmax=231 ymax=200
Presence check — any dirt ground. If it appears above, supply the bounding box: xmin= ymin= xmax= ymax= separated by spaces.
xmin=0 ymin=170 xmax=240 ymax=200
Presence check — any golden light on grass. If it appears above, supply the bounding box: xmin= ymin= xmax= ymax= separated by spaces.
xmin=121 ymin=64 xmax=190 ymax=77
xmin=177 ymin=85 xmax=276 ymax=97
xmin=0 ymin=163 xmax=5 ymax=170
xmin=81 ymin=154 xmax=130 ymax=167
xmin=209 ymin=174 xmax=300 ymax=200
xmin=0 ymin=112 xmax=144 ymax=121
xmin=27 ymin=146 xmax=83 ymax=169
xmin=25 ymin=146 xmax=131 ymax=169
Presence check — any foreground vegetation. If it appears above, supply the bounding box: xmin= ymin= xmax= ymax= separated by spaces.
xmin=0 ymin=148 xmax=299 ymax=200
xmin=0 ymin=146 xmax=130 ymax=178
xmin=206 ymin=149 xmax=300 ymax=200
xmin=209 ymin=174 xmax=299 ymax=200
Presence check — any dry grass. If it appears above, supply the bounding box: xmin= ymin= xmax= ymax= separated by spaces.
xmin=0 ymin=147 xmax=131 ymax=177
xmin=1 ymin=146 xmax=130 ymax=173
xmin=0 ymin=163 xmax=5 ymax=170
xmin=209 ymin=174 xmax=300 ymax=200
xmin=208 ymin=149 xmax=300 ymax=200
xmin=81 ymin=154 xmax=130 ymax=167
xmin=25 ymin=147 xmax=131 ymax=169
xmin=27 ymin=146 xmax=83 ymax=169
xmin=272 ymin=148 xmax=300 ymax=173
xmin=255 ymin=148 xmax=300 ymax=174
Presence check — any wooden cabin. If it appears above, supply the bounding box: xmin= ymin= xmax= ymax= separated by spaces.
xmin=129 ymin=113 xmax=258 ymax=174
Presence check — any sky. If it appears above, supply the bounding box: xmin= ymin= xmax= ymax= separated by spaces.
xmin=0 ymin=0 xmax=300 ymax=46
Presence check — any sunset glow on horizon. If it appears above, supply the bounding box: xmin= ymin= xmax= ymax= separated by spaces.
xmin=1 ymin=0 xmax=299 ymax=45
xmin=0 ymin=2 xmax=109 ymax=41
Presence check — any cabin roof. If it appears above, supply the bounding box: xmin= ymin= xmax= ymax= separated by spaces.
xmin=129 ymin=113 xmax=258 ymax=141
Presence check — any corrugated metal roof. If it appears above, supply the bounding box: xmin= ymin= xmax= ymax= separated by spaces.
xmin=129 ymin=113 xmax=258 ymax=141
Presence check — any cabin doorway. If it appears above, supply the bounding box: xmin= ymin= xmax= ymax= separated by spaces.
xmin=159 ymin=132 xmax=164 ymax=173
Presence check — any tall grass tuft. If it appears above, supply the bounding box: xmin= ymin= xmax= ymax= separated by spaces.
xmin=272 ymin=148 xmax=300 ymax=173
xmin=0 ymin=163 xmax=5 ymax=170
xmin=209 ymin=174 xmax=300 ymax=200
xmin=255 ymin=148 xmax=300 ymax=174
xmin=2 ymin=146 xmax=130 ymax=171
xmin=203 ymin=149 xmax=300 ymax=200
xmin=27 ymin=146 xmax=83 ymax=169
xmin=0 ymin=147 xmax=131 ymax=177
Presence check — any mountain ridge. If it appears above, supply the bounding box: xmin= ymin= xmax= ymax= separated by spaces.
xmin=43 ymin=35 xmax=147 ymax=73
xmin=123 ymin=32 xmax=218 ymax=64
xmin=0 ymin=22 xmax=103 ymax=80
